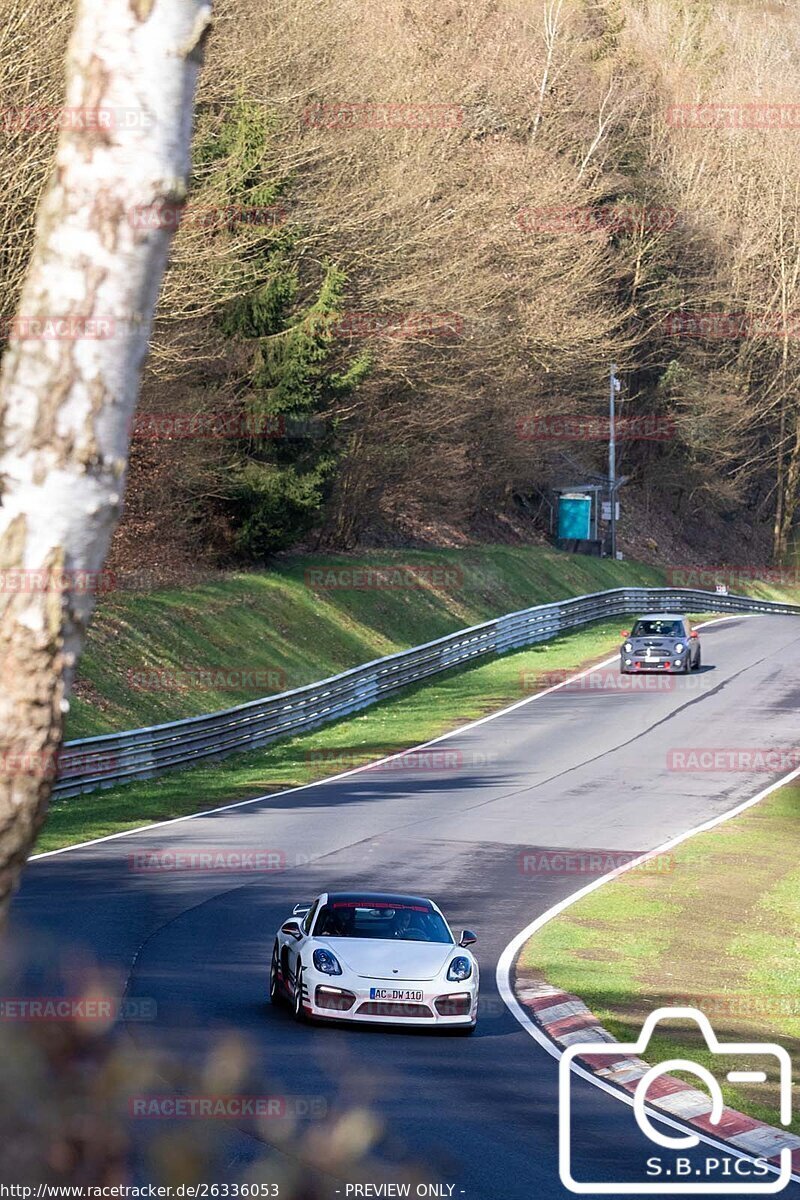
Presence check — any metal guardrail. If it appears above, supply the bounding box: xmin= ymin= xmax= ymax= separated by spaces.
xmin=55 ymin=586 xmax=800 ymax=797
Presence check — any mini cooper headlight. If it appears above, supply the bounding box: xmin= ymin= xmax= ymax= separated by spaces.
xmin=674 ymin=642 xmax=684 ymax=653
xmin=447 ymin=956 xmax=472 ymax=982
xmin=624 ymin=642 xmax=633 ymax=652
xmin=313 ymin=948 xmax=342 ymax=975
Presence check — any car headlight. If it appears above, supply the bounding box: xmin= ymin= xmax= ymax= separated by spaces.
xmin=313 ymin=948 xmax=342 ymax=975
xmin=624 ymin=642 xmax=633 ymax=652
xmin=447 ymin=956 xmax=472 ymax=982
xmin=674 ymin=643 xmax=684 ymax=653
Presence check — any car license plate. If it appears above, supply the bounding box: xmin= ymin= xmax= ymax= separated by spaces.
xmin=369 ymin=987 xmax=423 ymax=1001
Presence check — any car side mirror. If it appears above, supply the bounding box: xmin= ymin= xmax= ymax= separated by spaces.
xmin=620 ymin=630 xmax=630 ymax=639
xmin=458 ymin=929 xmax=477 ymax=947
xmin=292 ymin=902 xmax=311 ymax=917
xmin=690 ymin=631 xmax=699 ymax=639
xmin=281 ymin=920 xmax=303 ymax=940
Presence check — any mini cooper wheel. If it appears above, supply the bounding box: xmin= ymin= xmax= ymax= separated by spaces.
xmin=693 ymin=649 xmax=702 ymax=670
xmin=293 ymin=965 xmax=306 ymax=1022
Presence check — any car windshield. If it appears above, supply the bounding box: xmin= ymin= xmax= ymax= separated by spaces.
xmin=631 ymin=620 xmax=684 ymax=638
xmin=313 ymin=901 xmax=453 ymax=943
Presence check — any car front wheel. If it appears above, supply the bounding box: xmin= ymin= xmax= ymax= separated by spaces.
xmin=293 ymin=964 xmax=306 ymax=1022
xmin=269 ymin=944 xmax=281 ymax=1005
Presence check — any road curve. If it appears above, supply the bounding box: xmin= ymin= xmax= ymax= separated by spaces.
xmin=10 ymin=615 xmax=800 ymax=1198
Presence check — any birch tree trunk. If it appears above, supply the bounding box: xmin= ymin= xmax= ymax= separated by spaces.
xmin=0 ymin=0 xmax=212 ymax=919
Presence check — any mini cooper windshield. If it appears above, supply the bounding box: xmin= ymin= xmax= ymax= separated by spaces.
xmin=630 ymin=619 xmax=684 ymax=638
xmin=313 ymin=901 xmax=453 ymax=943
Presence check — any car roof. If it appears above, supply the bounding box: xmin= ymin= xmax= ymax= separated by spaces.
xmin=634 ymin=613 xmax=687 ymax=622
xmin=324 ymin=891 xmax=435 ymax=910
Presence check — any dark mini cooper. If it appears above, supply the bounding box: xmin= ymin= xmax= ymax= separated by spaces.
xmin=619 ymin=613 xmax=701 ymax=674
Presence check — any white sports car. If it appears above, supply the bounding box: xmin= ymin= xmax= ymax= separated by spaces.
xmin=269 ymin=891 xmax=479 ymax=1033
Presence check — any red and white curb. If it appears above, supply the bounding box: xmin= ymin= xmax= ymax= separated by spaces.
xmin=515 ymin=972 xmax=800 ymax=1176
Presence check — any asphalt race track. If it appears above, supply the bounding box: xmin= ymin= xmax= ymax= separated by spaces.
xmin=10 ymin=615 xmax=800 ymax=1198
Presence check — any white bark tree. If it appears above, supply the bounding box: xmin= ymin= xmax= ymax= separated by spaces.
xmin=0 ymin=0 xmax=212 ymax=919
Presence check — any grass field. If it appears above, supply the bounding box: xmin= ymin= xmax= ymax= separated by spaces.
xmin=41 ymin=618 xmax=626 ymax=852
xmin=519 ymin=781 xmax=800 ymax=1132
xmin=67 ymin=546 xmax=665 ymax=738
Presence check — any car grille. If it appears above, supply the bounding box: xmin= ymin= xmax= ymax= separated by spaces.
xmin=356 ymin=1001 xmax=433 ymax=1018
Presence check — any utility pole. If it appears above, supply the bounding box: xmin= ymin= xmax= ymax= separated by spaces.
xmin=609 ymin=365 xmax=621 ymax=558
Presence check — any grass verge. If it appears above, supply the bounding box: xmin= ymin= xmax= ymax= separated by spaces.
xmin=68 ymin=546 xmax=665 ymax=738
xmin=518 ymin=781 xmax=800 ymax=1132
xmin=40 ymin=618 xmax=626 ymax=854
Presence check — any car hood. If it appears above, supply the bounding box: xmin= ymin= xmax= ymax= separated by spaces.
xmin=627 ymin=637 xmax=681 ymax=648
xmin=317 ymin=938 xmax=455 ymax=980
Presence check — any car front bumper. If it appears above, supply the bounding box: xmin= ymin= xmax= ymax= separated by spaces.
xmin=303 ymin=974 xmax=479 ymax=1027
xmin=620 ymin=654 xmax=686 ymax=672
